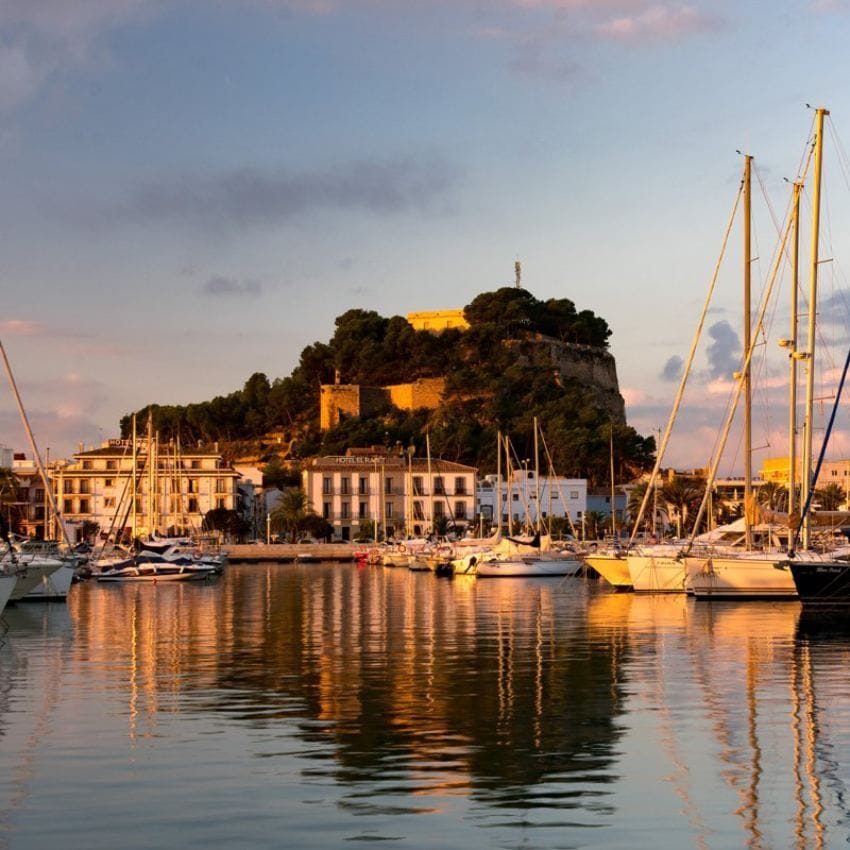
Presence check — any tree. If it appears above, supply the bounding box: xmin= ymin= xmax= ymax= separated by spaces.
xmin=757 ymin=480 xmax=788 ymax=512
xmin=583 ymin=510 xmax=606 ymax=540
xmin=815 ymin=482 xmax=845 ymax=511
xmin=660 ymin=475 xmax=706 ymax=537
xmin=204 ymin=508 xmax=250 ymax=541
xmin=270 ymin=488 xmax=314 ymax=542
xmin=0 ymin=467 xmax=22 ymax=535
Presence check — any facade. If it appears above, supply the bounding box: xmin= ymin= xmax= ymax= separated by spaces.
xmin=47 ymin=440 xmax=241 ymax=542
xmin=476 ymin=472 xmax=587 ymax=533
xmin=405 ymin=309 xmax=469 ymax=332
xmin=586 ymin=487 xmax=628 ymax=526
xmin=303 ymin=447 xmax=477 ymax=541
xmin=762 ymin=456 xmax=850 ymax=502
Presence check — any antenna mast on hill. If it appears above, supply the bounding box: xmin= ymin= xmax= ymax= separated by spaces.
xmin=515 ymin=260 xmax=522 ymax=289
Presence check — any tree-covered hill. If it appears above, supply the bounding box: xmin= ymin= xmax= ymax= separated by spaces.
xmin=120 ymin=288 xmax=654 ymax=485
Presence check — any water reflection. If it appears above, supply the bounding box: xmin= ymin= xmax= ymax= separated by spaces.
xmin=3 ymin=566 xmax=850 ymax=847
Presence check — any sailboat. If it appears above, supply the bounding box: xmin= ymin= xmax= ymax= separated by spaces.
xmin=685 ymin=108 xmax=829 ymax=599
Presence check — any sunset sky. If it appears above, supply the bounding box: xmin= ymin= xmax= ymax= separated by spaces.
xmin=3 ymin=0 xmax=850 ymax=473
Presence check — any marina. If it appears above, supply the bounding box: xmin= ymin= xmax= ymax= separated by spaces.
xmin=2 ymin=562 xmax=850 ymax=848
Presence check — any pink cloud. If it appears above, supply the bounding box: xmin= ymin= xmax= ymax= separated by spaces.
xmin=595 ymin=4 xmax=721 ymax=43
xmin=0 ymin=319 xmax=49 ymax=336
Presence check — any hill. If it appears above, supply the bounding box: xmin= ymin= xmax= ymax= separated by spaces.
xmin=120 ymin=288 xmax=654 ymax=486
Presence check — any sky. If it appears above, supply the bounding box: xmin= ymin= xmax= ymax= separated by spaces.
xmin=3 ymin=0 xmax=850 ymax=475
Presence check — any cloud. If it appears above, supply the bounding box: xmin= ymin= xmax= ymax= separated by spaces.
xmin=0 ymin=319 xmax=49 ymax=337
xmin=595 ymin=4 xmax=721 ymax=44
xmin=0 ymin=0 xmax=157 ymax=111
xmin=97 ymin=158 xmax=459 ymax=232
xmin=705 ymin=320 xmax=741 ymax=380
xmin=660 ymin=355 xmax=683 ymax=382
xmin=202 ymin=275 xmax=263 ymax=297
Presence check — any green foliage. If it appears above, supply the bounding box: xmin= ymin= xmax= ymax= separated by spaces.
xmin=815 ymin=482 xmax=845 ymax=511
xmin=204 ymin=508 xmax=251 ymax=540
xmin=118 ymin=288 xmax=649 ymax=487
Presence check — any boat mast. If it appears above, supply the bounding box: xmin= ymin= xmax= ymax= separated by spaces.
xmin=534 ymin=417 xmax=541 ymax=533
xmin=609 ymin=423 xmax=617 ymax=540
xmin=0 ymin=337 xmax=71 ymax=547
xmin=801 ymin=107 xmax=828 ymax=550
xmin=786 ymin=181 xmax=803 ymax=521
xmin=131 ymin=414 xmax=137 ymax=539
xmin=743 ymin=154 xmax=753 ymax=551
xmin=426 ymin=431 xmax=433 ymax=535
xmin=496 ymin=430 xmax=501 ymax=534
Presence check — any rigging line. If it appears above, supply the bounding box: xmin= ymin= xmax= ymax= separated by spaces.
xmin=686 ymin=179 xmax=799 ymax=552
xmin=826 ymin=118 xmax=850 ymax=194
xmin=627 ymin=179 xmax=744 ymax=548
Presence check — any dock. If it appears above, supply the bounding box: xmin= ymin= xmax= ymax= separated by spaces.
xmin=224 ymin=543 xmax=360 ymax=563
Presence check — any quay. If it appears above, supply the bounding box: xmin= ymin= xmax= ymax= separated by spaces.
xmin=225 ymin=543 xmax=360 ymax=563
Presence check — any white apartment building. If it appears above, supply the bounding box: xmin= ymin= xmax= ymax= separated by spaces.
xmin=48 ymin=440 xmax=241 ymax=541
xmin=303 ymin=447 xmax=477 ymax=541
xmin=476 ymin=471 xmax=587 ymax=532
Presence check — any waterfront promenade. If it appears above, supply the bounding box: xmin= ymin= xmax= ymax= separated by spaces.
xmin=225 ymin=542 xmax=359 ymax=562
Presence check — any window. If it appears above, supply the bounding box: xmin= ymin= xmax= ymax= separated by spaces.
xmin=323 ymin=477 xmax=332 ymax=495
xmin=191 ymin=460 xmax=201 ymax=469
xmin=455 ymin=501 xmax=467 ymax=519
xmin=215 ymin=497 xmax=227 ymax=510
xmin=570 ymin=491 xmax=578 ymax=499
xmin=341 ymin=476 xmax=351 ymax=495
xmin=413 ymin=477 xmax=423 ymax=496
xmin=413 ymin=501 xmax=424 ymax=520
xmin=106 ymin=460 xmax=117 ymax=470
xmin=187 ymin=497 xmax=199 ymax=513
xmin=82 ymin=460 xmax=93 ymax=470
xmin=79 ymin=479 xmax=90 ymax=494
xmin=104 ymin=479 xmax=114 ymax=488
xmin=385 ymin=477 xmax=393 ymax=495
xmin=104 ymin=497 xmax=116 ymax=508
xmin=216 ymin=478 xmax=226 ymax=493
xmin=63 ymin=480 xmax=73 ymax=494
xmin=323 ymin=502 xmax=331 ymax=519
xmin=434 ymin=476 xmax=445 ymax=495
xmin=359 ymin=501 xmax=367 ymax=519
xmin=455 ymin=477 xmax=466 ymax=495
xmin=512 ymin=493 xmax=519 ymax=501
xmin=434 ymin=502 xmax=445 ymax=517
xmin=385 ymin=502 xmax=394 ymax=519
xmin=359 ymin=477 xmax=368 ymax=495
xmin=341 ymin=502 xmax=350 ymax=519
xmin=188 ymin=479 xmax=199 ymax=493
xmin=35 ymin=488 xmax=44 ymax=502
xmin=63 ymin=499 xmax=72 ymax=514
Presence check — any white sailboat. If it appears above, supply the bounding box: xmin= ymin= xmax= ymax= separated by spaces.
xmin=686 ymin=109 xmax=828 ymax=599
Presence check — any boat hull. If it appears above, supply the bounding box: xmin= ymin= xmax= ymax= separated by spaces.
xmin=583 ymin=554 xmax=633 ymax=590
xmin=787 ymin=560 xmax=850 ymax=608
xmin=0 ymin=573 xmax=16 ymax=615
xmin=20 ymin=563 xmax=75 ymax=601
xmin=627 ymin=554 xmax=687 ymax=593
xmin=685 ymin=555 xmax=797 ymax=599
xmin=8 ymin=560 xmax=65 ymax=600
xmin=475 ymin=557 xmax=580 ymax=578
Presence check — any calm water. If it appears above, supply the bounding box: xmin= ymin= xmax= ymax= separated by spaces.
xmin=1 ymin=564 xmax=849 ymax=849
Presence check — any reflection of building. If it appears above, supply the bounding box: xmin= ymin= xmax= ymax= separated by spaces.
xmin=48 ymin=440 xmax=241 ymax=541
xmin=303 ymin=446 xmax=477 ymax=540
xmin=476 ymin=473 xmax=586 ymax=529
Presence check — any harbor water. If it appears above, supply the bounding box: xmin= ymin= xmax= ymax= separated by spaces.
xmin=1 ymin=562 xmax=849 ymax=849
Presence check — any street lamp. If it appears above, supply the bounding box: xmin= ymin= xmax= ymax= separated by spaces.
xmin=266 ymin=512 xmax=271 ymax=545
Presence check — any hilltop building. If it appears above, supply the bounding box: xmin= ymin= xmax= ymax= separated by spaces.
xmin=405 ymin=309 xmax=469 ymax=332
xmin=320 ymin=377 xmax=445 ymax=431
xmin=302 ymin=446 xmax=477 ymax=541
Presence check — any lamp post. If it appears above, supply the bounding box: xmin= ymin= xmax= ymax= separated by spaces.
xmin=266 ymin=511 xmax=271 ymax=545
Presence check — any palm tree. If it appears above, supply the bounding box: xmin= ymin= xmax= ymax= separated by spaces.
xmin=757 ymin=480 xmax=787 ymax=512
xmin=270 ymin=487 xmax=313 ymax=542
xmin=660 ymin=475 xmax=706 ymax=537
xmin=815 ymin=482 xmax=845 ymax=511
xmin=583 ymin=510 xmax=606 ymax=540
